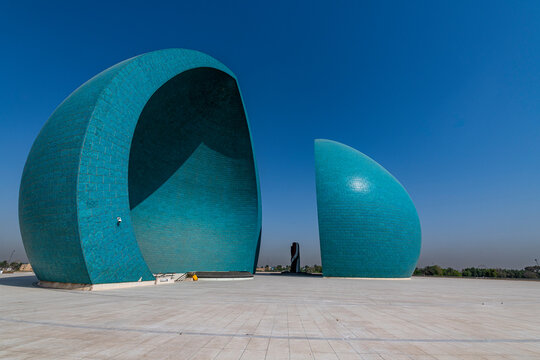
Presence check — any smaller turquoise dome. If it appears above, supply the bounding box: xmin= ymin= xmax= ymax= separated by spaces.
xmin=314 ymin=139 xmax=421 ymax=278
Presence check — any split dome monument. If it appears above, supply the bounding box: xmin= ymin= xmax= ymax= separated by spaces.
xmin=314 ymin=139 xmax=421 ymax=278
xmin=19 ymin=49 xmax=261 ymax=286
xmin=19 ymin=48 xmax=420 ymax=287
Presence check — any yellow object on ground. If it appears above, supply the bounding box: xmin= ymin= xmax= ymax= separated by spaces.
xmin=192 ymin=274 xmax=198 ymax=281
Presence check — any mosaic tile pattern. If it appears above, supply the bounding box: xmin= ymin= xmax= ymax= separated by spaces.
xmin=314 ymin=139 xmax=421 ymax=278
xmin=3 ymin=274 xmax=540 ymax=359
xmin=19 ymin=49 xmax=261 ymax=284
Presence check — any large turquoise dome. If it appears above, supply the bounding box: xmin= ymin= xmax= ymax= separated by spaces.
xmin=19 ymin=49 xmax=261 ymax=285
xmin=314 ymin=139 xmax=421 ymax=278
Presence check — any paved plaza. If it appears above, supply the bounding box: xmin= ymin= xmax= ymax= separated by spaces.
xmin=1 ymin=273 xmax=539 ymax=359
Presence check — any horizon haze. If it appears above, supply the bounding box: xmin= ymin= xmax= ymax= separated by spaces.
xmin=1 ymin=1 xmax=539 ymax=270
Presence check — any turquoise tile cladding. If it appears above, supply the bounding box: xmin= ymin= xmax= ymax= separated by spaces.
xmin=19 ymin=49 xmax=262 ymax=284
xmin=314 ymin=139 xmax=421 ymax=278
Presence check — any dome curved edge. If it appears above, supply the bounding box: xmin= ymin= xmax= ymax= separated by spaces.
xmin=19 ymin=49 xmax=261 ymax=285
xmin=314 ymin=139 xmax=421 ymax=278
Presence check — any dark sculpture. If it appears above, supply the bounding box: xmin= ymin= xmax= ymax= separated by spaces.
xmin=290 ymin=242 xmax=300 ymax=273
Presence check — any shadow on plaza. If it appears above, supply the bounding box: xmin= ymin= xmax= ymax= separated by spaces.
xmin=0 ymin=274 xmax=38 ymax=288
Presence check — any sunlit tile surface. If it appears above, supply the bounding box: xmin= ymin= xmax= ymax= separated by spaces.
xmin=1 ymin=273 xmax=539 ymax=359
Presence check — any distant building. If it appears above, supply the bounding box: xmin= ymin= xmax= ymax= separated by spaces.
xmin=314 ymin=139 xmax=421 ymax=278
xmin=19 ymin=263 xmax=33 ymax=272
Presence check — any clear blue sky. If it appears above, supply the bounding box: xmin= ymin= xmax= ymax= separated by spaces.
xmin=1 ymin=1 xmax=539 ymax=269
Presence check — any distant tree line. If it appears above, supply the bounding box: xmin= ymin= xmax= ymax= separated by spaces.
xmin=260 ymin=264 xmax=323 ymax=274
xmin=414 ymin=265 xmax=540 ymax=279
xmin=4 ymin=259 xmax=537 ymax=279
xmin=302 ymin=264 xmax=323 ymax=273
xmin=0 ymin=261 xmax=22 ymax=271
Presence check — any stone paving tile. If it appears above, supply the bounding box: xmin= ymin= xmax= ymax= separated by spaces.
xmin=1 ymin=274 xmax=539 ymax=359
xmin=0 ymin=351 xmax=31 ymax=360
xmin=358 ymin=355 xmax=384 ymax=360
xmin=335 ymin=353 xmax=364 ymax=360
xmin=265 ymin=353 xmax=290 ymax=360
xmin=245 ymin=337 xmax=269 ymax=351
xmin=214 ymin=348 xmax=244 ymax=360
xmin=189 ymin=347 xmax=222 ymax=360
xmin=204 ymin=336 xmax=234 ymax=349
xmin=290 ymin=338 xmax=313 ymax=354
xmin=266 ymin=338 xmax=290 ymax=359
xmin=408 ymin=356 xmax=437 ymax=360
xmin=225 ymin=337 xmax=250 ymax=350
xmin=309 ymin=339 xmax=335 ymax=353
xmin=239 ymin=349 xmax=267 ymax=359
xmin=380 ymin=355 xmax=411 ymax=360
xmin=313 ymin=352 xmax=340 ymax=360
xmin=290 ymin=354 xmax=315 ymax=360
xmin=111 ymin=344 xmax=158 ymax=359
xmin=328 ymin=340 xmax=356 ymax=353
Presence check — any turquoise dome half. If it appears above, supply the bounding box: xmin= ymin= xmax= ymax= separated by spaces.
xmin=314 ymin=139 xmax=421 ymax=278
xmin=19 ymin=49 xmax=261 ymax=285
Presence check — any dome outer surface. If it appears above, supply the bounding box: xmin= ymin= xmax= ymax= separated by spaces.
xmin=18 ymin=49 xmax=261 ymax=285
xmin=314 ymin=139 xmax=421 ymax=278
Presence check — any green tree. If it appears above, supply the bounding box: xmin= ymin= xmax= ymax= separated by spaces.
xmin=443 ymin=268 xmax=461 ymax=277
xmin=424 ymin=265 xmax=443 ymax=276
